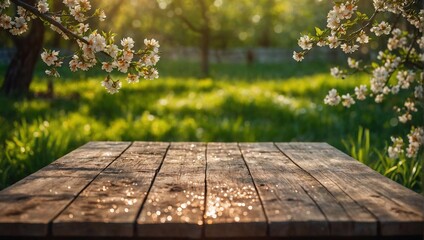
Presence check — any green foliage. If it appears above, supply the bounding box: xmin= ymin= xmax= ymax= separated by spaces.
xmin=0 ymin=60 xmax=421 ymax=192
xmin=343 ymin=127 xmax=422 ymax=192
xmin=0 ymin=119 xmax=72 ymax=189
xmin=374 ymin=151 xmax=422 ymax=191
xmin=342 ymin=126 xmax=371 ymax=164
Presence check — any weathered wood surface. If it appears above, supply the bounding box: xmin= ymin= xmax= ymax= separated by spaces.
xmin=0 ymin=142 xmax=131 ymax=236
xmin=205 ymin=142 xmax=267 ymax=238
xmin=276 ymin=142 xmax=424 ymax=236
xmin=52 ymin=142 xmax=169 ymax=237
xmin=137 ymin=142 xmax=206 ymax=238
xmin=0 ymin=141 xmax=423 ymax=239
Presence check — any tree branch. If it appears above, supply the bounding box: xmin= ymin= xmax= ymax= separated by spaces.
xmin=345 ymin=10 xmax=378 ymax=41
xmin=10 ymin=0 xmax=89 ymax=44
xmin=403 ymin=29 xmax=419 ymax=64
xmin=177 ymin=15 xmax=202 ymax=33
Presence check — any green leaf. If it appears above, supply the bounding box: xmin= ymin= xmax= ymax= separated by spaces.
xmin=315 ymin=27 xmax=323 ymax=37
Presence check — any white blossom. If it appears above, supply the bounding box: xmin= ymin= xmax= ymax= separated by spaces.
xmin=41 ymin=50 xmax=60 ymax=66
xmin=373 ymin=0 xmax=385 ymax=11
xmin=370 ymin=67 xmax=388 ymax=94
xmin=69 ymin=55 xmax=79 ymax=72
xmin=101 ymin=76 xmax=121 ymax=94
xmin=10 ymin=16 xmax=28 ymax=35
xmin=406 ymin=127 xmax=424 ymax=158
xmin=116 ymin=58 xmax=130 ymax=73
xmin=101 ymin=62 xmax=114 ymax=73
xmin=121 ymin=37 xmax=135 ymax=50
xmin=404 ymin=100 xmax=417 ymax=112
xmin=317 ymin=39 xmax=326 ymax=47
xmin=356 ymin=30 xmax=369 ymax=44
xmin=142 ymin=68 xmax=159 ymax=80
xmin=37 ymin=0 xmax=49 ymax=13
xmin=371 ymin=21 xmax=391 ymax=36
xmin=45 ymin=69 xmax=60 ymax=77
xmin=292 ymin=51 xmax=304 ymax=62
xmin=342 ymin=93 xmax=355 ymax=108
xmin=398 ymin=113 xmax=411 ymax=123
xmin=326 ymin=2 xmax=357 ymax=30
xmin=388 ymin=137 xmax=404 ymax=159
xmin=327 ymin=35 xmax=339 ymax=49
xmin=105 ymin=44 xmax=119 ymax=58
xmin=0 ymin=0 xmax=10 ymax=10
xmin=63 ymin=0 xmax=78 ymax=8
xmin=76 ymin=23 xmax=89 ymax=34
xmin=142 ymin=53 xmax=160 ymax=66
xmin=330 ymin=67 xmax=345 ymax=79
xmin=0 ymin=14 xmax=12 ymax=29
xmin=341 ymin=44 xmax=359 ymax=54
xmin=347 ymin=57 xmax=359 ymax=68
xmin=70 ymin=5 xmax=87 ymax=22
xmin=86 ymin=31 xmax=106 ymax=53
xmin=375 ymin=94 xmax=384 ymax=103
xmin=79 ymin=0 xmax=92 ymax=11
xmin=396 ymin=71 xmax=415 ymax=89
xmin=127 ymin=73 xmax=140 ymax=83
xmin=355 ymin=85 xmax=367 ymax=100
xmin=324 ymin=89 xmax=341 ymax=106
xmin=99 ymin=10 xmax=106 ymax=21
xmin=391 ymin=85 xmax=399 ymax=95
xmin=122 ymin=49 xmax=134 ymax=62
xmin=298 ymin=35 xmax=313 ymax=50
xmin=144 ymin=38 xmax=160 ymax=53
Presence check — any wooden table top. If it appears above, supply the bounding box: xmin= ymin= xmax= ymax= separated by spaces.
xmin=0 ymin=142 xmax=423 ymax=239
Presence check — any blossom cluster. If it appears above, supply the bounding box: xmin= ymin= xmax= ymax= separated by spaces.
xmin=294 ymin=0 xmax=423 ymax=159
xmin=0 ymin=0 xmax=160 ymax=94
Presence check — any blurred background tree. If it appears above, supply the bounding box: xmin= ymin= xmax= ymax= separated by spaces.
xmin=91 ymin=0 xmax=330 ymax=76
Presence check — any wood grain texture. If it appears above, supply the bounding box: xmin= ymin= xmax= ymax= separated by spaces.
xmin=52 ymin=142 xmax=169 ymax=237
xmin=0 ymin=141 xmax=423 ymax=239
xmin=239 ymin=142 xmax=328 ymax=236
xmin=0 ymin=141 xmax=131 ymax=236
xmin=136 ymin=142 xmax=206 ymax=238
xmin=240 ymin=143 xmax=377 ymax=236
xmin=204 ymin=142 xmax=267 ymax=238
xmin=276 ymin=142 xmax=424 ymax=236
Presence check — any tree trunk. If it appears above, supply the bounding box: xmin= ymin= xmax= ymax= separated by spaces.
xmin=200 ymin=29 xmax=209 ymax=77
xmin=1 ymin=18 xmax=45 ymax=96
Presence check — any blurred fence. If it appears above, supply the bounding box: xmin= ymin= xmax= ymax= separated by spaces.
xmin=0 ymin=47 xmax=347 ymax=66
xmin=163 ymin=47 xmax=345 ymax=64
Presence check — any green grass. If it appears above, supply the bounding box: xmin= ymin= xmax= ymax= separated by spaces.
xmin=0 ymin=60 xmax=422 ymax=191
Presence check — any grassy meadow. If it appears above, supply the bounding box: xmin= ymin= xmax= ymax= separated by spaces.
xmin=0 ymin=60 xmax=422 ymax=191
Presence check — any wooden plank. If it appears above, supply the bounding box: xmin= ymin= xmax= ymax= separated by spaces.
xmin=276 ymin=142 xmax=424 ymax=236
xmin=52 ymin=142 xmax=169 ymax=237
xmin=204 ymin=142 xmax=267 ymax=238
xmin=240 ymin=143 xmax=376 ymax=236
xmin=0 ymin=141 xmax=131 ymax=237
xmin=312 ymin=143 xmax=424 ymax=215
xmin=136 ymin=142 xmax=206 ymax=239
xmin=239 ymin=142 xmax=328 ymax=236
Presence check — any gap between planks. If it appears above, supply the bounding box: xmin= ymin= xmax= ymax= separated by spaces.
xmin=132 ymin=143 xmax=171 ymax=237
xmin=273 ymin=142 xmax=377 ymax=236
xmin=49 ymin=142 xmax=134 ymax=236
xmin=237 ymin=142 xmax=271 ymax=236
